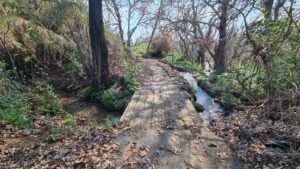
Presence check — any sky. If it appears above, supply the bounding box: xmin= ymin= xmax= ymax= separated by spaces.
xmin=103 ymin=0 xmax=160 ymax=44
xmin=102 ymin=0 xmax=300 ymax=44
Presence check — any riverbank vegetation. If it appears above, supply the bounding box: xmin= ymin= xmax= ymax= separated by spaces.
xmin=154 ymin=1 xmax=299 ymax=168
xmin=0 ymin=0 xmax=137 ymax=154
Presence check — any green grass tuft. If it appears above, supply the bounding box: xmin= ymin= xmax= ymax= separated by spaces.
xmin=131 ymin=43 xmax=148 ymax=57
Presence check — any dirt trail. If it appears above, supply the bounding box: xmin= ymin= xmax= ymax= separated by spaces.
xmin=0 ymin=59 xmax=242 ymax=168
xmin=111 ymin=59 xmax=242 ymax=168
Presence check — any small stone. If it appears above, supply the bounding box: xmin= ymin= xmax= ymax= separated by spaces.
xmin=262 ymin=165 xmax=270 ymax=169
xmin=194 ymin=103 xmax=205 ymax=112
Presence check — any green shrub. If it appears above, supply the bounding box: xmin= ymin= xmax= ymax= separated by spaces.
xmin=0 ymin=93 xmax=30 ymax=129
xmin=83 ymin=86 xmax=94 ymax=98
xmin=95 ymin=88 xmax=129 ymax=111
xmin=103 ymin=118 xmax=119 ymax=131
xmin=211 ymin=86 xmax=221 ymax=97
xmin=114 ymin=99 xmax=129 ymax=111
xmin=33 ymin=81 xmax=63 ymax=113
xmin=174 ymin=55 xmax=185 ymax=64
xmin=131 ymin=43 xmax=148 ymax=57
xmin=0 ymin=63 xmax=66 ymax=129
xmin=163 ymin=53 xmax=205 ymax=74
xmin=62 ymin=62 xmax=83 ymax=90
xmin=97 ymin=89 xmax=118 ymax=111
xmin=64 ymin=114 xmax=76 ymax=128
xmin=125 ymin=61 xmax=140 ymax=94
xmin=0 ymin=67 xmax=30 ymax=128
xmin=48 ymin=128 xmax=63 ymax=142
xmin=221 ymin=93 xmax=237 ymax=104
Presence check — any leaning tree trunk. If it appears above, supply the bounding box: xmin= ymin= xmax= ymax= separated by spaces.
xmin=89 ymin=0 xmax=109 ymax=87
xmin=214 ymin=0 xmax=229 ymax=73
xmin=197 ymin=49 xmax=205 ymax=67
xmin=145 ymin=0 xmax=163 ymax=57
xmin=192 ymin=0 xmax=205 ymax=68
xmin=112 ymin=0 xmax=125 ymax=46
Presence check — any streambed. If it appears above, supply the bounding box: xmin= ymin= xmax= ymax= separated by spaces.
xmin=180 ymin=72 xmax=223 ymax=124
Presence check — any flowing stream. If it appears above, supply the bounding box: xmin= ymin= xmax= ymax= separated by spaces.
xmin=180 ymin=72 xmax=223 ymax=124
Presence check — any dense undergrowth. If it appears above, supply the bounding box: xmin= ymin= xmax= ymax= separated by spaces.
xmin=82 ymin=61 xmax=140 ymax=112
xmin=0 ymin=61 xmax=72 ymax=129
xmin=0 ymin=0 xmax=133 ymax=132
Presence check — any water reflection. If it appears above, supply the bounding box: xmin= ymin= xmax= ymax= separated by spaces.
xmin=180 ymin=73 xmax=223 ymax=124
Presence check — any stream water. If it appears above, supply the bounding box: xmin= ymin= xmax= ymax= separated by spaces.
xmin=180 ymin=72 xmax=223 ymax=124
xmin=58 ymin=96 xmax=120 ymax=126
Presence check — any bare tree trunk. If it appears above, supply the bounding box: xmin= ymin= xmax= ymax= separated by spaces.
xmin=192 ymin=0 xmax=205 ymax=67
xmin=89 ymin=0 xmax=109 ymax=87
xmin=262 ymin=0 xmax=275 ymax=99
xmin=274 ymin=0 xmax=287 ymax=21
xmin=145 ymin=0 xmax=163 ymax=57
xmin=263 ymin=0 xmax=274 ymax=20
xmin=127 ymin=7 xmax=131 ymax=46
xmin=178 ymin=32 xmax=189 ymax=60
xmin=197 ymin=50 xmax=205 ymax=67
xmin=112 ymin=0 xmax=125 ymax=45
xmin=213 ymin=0 xmax=229 ymax=73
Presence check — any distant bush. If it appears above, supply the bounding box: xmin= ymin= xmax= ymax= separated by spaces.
xmin=131 ymin=43 xmax=148 ymax=57
xmin=151 ymin=34 xmax=172 ymax=57
xmin=162 ymin=53 xmax=205 ymax=74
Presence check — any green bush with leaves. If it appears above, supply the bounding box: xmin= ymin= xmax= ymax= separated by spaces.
xmin=97 ymin=89 xmax=118 ymax=110
xmin=0 ymin=63 xmax=30 ymax=128
xmin=0 ymin=93 xmax=30 ymax=129
xmin=162 ymin=53 xmax=205 ymax=74
xmin=83 ymin=85 xmax=94 ymax=98
xmin=124 ymin=61 xmax=140 ymax=95
xmin=114 ymin=99 xmax=129 ymax=111
xmin=0 ymin=62 xmax=66 ymax=128
xmin=131 ymin=43 xmax=148 ymax=57
xmin=103 ymin=118 xmax=119 ymax=131
xmin=48 ymin=127 xmax=63 ymax=142
xmin=64 ymin=114 xmax=76 ymax=128
xmin=62 ymin=62 xmax=83 ymax=90
xmin=33 ymin=81 xmax=63 ymax=113
xmin=95 ymin=88 xmax=129 ymax=111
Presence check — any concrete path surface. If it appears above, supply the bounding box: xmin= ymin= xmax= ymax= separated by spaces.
xmin=111 ymin=59 xmax=241 ymax=169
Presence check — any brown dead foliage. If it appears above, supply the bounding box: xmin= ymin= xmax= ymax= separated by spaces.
xmin=0 ymin=128 xmax=121 ymax=168
xmin=211 ymin=106 xmax=300 ymax=169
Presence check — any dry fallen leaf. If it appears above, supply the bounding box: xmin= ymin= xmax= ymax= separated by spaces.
xmin=216 ymin=152 xmax=227 ymax=160
xmin=139 ymin=146 xmax=150 ymax=157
